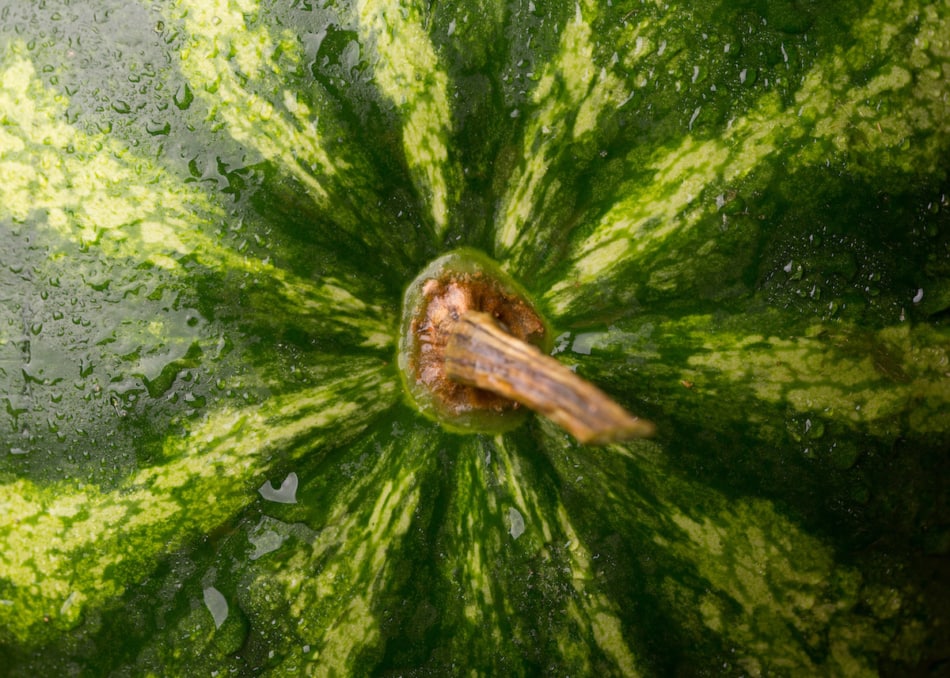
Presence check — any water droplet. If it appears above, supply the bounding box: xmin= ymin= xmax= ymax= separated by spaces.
xmin=111 ymin=100 xmax=131 ymax=114
xmin=551 ymin=332 xmax=571 ymax=355
xmin=571 ymin=333 xmax=598 ymax=355
xmin=739 ymin=67 xmax=757 ymax=86
xmin=688 ymin=106 xmax=701 ymax=130
xmin=173 ymin=83 xmax=194 ymax=110
xmin=258 ymin=472 xmax=299 ymax=504
xmin=202 ymin=587 xmax=228 ymax=629
xmin=782 ymin=261 xmax=804 ymax=280
xmin=508 ymin=507 xmax=525 ymax=539
xmin=248 ymin=528 xmax=286 ymax=560
xmin=146 ymin=119 xmax=170 ymax=136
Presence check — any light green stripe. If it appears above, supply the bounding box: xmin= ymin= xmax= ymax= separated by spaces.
xmin=494 ymin=436 xmax=641 ymax=676
xmin=650 ymin=480 xmax=880 ymax=677
xmin=170 ymin=0 xmax=338 ymax=203
xmin=441 ymin=439 xmax=509 ymax=666
xmin=105 ymin=422 xmax=436 ymax=675
xmin=0 ymin=41 xmax=217 ymax=264
xmin=0 ymin=42 xmax=393 ymax=348
xmin=167 ymin=0 xmax=424 ymax=266
xmin=495 ymin=0 xmax=630 ymax=262
xmin=685 ymin=322 xmax=950 ymax=436
xmin=556 ymin=506 xmax=640 ymax=678
xmin=356 ymin=0 xmax=459 ymax=237
xmin=225 ymin=263 xmax=394 ymax=349
xmin=262 ymin=426 xmax=436 ymax=675
xmin=546 ymin=0 xmax=950 ymax=316
xmin=436 ymin=435 xmax=640 ymax=674
xmin=638 ymin=453 xmax=886 ymax=677
xmin=0 ymin=362 xmax=397 ymax=645
xmin=798 ymin=0 xmax=950 ymax=170
xmin=577 ymin=312 xmax=950 ymax=437
xmin=540 ymin=423 xmax=895 ymax=675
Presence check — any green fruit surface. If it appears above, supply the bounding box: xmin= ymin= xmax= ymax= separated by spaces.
xmin=1 ymin=0 xmax=949 ymax=675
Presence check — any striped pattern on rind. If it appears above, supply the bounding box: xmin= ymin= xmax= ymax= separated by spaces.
xmin=0 ymin=362 xmax=397 ymax=646
xmin=1 ymin=0 xmax=948 ymax=674
xmin=538 ymin=425 xmax=892 ymax=676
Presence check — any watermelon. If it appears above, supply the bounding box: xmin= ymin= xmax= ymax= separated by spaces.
xmin=1 ymin=0 xmax=949 ymax=674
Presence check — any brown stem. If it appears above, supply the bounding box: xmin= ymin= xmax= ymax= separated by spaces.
xmin=445 ymin=311 xmax=655 ymax=445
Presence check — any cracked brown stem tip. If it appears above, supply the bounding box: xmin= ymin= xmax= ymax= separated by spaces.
xmin=445 ymin=311 xmax=655 ymax=445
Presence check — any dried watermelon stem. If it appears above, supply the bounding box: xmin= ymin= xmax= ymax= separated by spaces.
xmin=398 ymin=248 xmax=654 ymax=443
xmin=445 ymin=311 xmax=655 ymax=445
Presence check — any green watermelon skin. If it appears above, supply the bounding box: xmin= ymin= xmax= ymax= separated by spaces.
xmin=1 ymin=0 xmax=949 ymax=675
